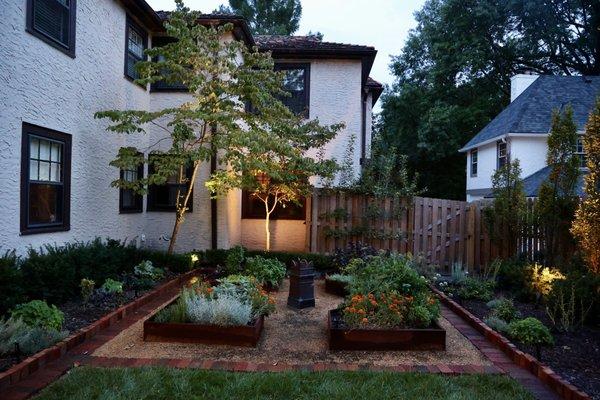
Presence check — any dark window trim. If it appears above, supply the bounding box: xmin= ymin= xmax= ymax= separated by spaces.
xmin=241 ymin=190 xmax=306 ymax=220
xmin=470 ymin=148 xmax=478 ymax=177
xmin=20 ymin=122 xmax=72 ymax=235
xmin=146 ymin=160 xmax=194 ymax=212
xmin=124 ymin=15 xmax=148 ymax=87
xmin=26 ymin=0 xmax=77 ymax=58
xmin=274 ymin=62 xmax=311 ymax=118
xmin=119 ymin=152 xmax=144 ymax=214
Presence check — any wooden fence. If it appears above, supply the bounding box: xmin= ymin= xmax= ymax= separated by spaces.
xmin=306 ymin=191 xmax=540 ymax=272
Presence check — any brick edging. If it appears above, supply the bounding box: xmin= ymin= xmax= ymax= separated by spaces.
xmin=0 ymin=269 xmax=199 ymax=390
xmin=431 ymin=287 xmax=591 ymax=400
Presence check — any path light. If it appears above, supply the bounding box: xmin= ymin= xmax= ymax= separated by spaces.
xmin=287 ymin=259 xmax=315 ymax=309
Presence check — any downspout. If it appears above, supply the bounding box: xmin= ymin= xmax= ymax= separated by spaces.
xmin=360 ymin=91 xmax=367 ymax=165
xmin=210 ymin=127 xmax=218 ymax=250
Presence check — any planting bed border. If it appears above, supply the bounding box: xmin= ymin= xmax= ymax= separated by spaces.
xmin=431 ymin=287 xmax=591 ymax=400
xmin=324 ymin=277 xmax=349 ymax=297
xmin=327 ymin=309 xmax=446 ymax=351
xmin=0 ymin=269 xmax=199 ymax=391
xmin=143 ymin=299 xmax=264 ymax=347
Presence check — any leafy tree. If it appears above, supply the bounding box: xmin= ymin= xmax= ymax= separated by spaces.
xmin=537 ymin=106 xmax=580 ymax=266
xmin=380 ymin=0 xmax=600 ymax=200
xmin=572 ymin=98 xmax=600 ymax=274
xmin=226 ymin=0 xmax=301 ymax=35
xmin=95 ymin=1 xmax=334 ymax=253
xmin=484 ymin=159 xmax=527 ymax=256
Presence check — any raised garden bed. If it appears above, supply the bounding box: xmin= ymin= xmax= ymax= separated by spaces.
xmin=143 ymin=298 xmax=264 ymax=347
xmin=324 ymin=277 xmax=349 ymax=297
xmin=327 ymin=309 xmax=446 ymax=351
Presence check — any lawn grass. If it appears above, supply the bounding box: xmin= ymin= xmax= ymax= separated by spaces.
xmin=34 ymin=366 xmax=534 ymax=400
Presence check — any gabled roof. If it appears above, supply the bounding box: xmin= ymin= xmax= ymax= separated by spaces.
xmin=366 ymin=77 xmax=383 ymax=103
xmin=484 ymin=166 xmax=586 ymax=198
xmin=461 ymin=75 xmax=600 ymax=151
xmin=255 ymin=35 xmax=377 ymax=88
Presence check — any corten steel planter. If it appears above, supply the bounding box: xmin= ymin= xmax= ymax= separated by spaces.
xmin=324 ymin=277 xmax=349 ymax=297
xmin=328 ymin=310 xmax=446 ymax=351
xmin=143 ymin=299 xmax=264 ymax=347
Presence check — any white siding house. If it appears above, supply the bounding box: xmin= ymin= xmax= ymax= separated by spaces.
xmin=0 ymin=0 xmax=381 ymax=255
xmin=461 ymin=74 xmax=599 ymax=201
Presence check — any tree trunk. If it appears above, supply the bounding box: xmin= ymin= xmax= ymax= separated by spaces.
xmin=167 ymin=161 xmax=201 ymax=254
xmin=265 ymin=210 xmax=271 ymax=252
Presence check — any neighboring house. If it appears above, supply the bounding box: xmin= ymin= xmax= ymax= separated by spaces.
xmin=460 ymin=74 xmax=600 ymax=201
xmin=0 ymin=0 xmax=381 ymax=255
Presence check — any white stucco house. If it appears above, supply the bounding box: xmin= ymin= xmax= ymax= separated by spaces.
xmin=460 ymin=74 xmax=599 ymax=201
xmin=0 ymin=0 xmax=382 ymax=255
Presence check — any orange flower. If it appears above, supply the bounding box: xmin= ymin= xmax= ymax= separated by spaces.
xmin=362 ymin=318 xmax=368 ymax=324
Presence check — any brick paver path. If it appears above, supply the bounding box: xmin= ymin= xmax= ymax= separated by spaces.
xmin=0 ymin=291 xmax=560 ymax=400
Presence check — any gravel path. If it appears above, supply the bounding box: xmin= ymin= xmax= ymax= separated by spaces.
xmin=93 ymin=279 xmax=491 ymax=367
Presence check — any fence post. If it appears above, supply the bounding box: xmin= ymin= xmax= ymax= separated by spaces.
xmin=310 ymin=190 xmax=319 ymax=253
xmin=466 ymin=203 xmax=476 ymax=272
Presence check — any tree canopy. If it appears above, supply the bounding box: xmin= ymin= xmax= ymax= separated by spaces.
xmin=225 ymin=0 xmax=302 ymax=35
xmin=379 ymin=0 xmax=600 ymax=200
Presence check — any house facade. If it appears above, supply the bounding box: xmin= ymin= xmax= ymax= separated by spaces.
xmin=460 ymin=74 xmax=599 ymax=201
xmin=0 ymin=0 xmax=382 ymax=255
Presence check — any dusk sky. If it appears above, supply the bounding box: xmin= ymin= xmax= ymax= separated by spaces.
xmin=146 ymin=0 xmax=427 ymax=108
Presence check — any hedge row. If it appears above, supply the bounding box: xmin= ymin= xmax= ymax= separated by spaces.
xmin=195 ymin=248 xmax=333 ymax=271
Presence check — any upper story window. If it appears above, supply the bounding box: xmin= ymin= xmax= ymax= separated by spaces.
xmin=470 ymin=149 xmax=478 ymax=177
xmin=497 ymin=141 xmax=508 ymax=169
xmin=575 ymin=136 xmax=587 ymax=168
xmin=26 ymin=0 xmax=77 ymax=58
xmin=147 ymin=158 xmax=193 ymax=212
xmin=119 ymin=153 xmax=144 ymax=213
xmin=125 ymin=17 xmax=147 ymax=82
xmin=150 ymin=37 xmax=187 ymax=92
xmin=275 ymin=63 xmax=310 ymax=117
xmin=21 ymin=123 xmax=71 ymax=234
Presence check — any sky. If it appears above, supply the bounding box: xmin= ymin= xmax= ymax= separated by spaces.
xmin=146 ymin=0 xmax=427 ymax=108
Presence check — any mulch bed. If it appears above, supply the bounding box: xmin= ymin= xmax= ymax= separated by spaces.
xmin=457 ymin=294 xmax=600 ymax=400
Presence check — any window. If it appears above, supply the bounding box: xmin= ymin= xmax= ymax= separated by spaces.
xmin=147 ymin=159 xmax=193 ymax=212
xmin=26 ymin=0 xmax=77 ymax=57
xmin=470 ymin=148 xmax=478 ymax=177
xmin=275 ymin=63 xmax=310 ymax=116
xmin=241 ymin=191 xmax=306 ymax=220
xmin=497 ymin=141 xmax=508 ymax=169
xmin=575 ymin=136 xmax=587 ymax=168
xmin=119 ymin=155 xmax=143 ymax=213
xmin=20 ymin=123 xmax=71 ymax=234
xmin=150 ymin=36 xmax=187 ymax=92
xmin=125 ymin=17 xmax=147 ymax=82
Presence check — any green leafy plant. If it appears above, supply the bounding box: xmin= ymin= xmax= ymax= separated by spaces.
xmin=0 ymin=249 xmax=24 ymax=316
xmin=451 ymin=262 xmax=468 ymax=283
xmin=457 ymin=278 xmax=495 ymax=302
xmin=486 ymin=298 xmax=520 ymax=322
xmin=80 ymin=278 xmax=95 ymax=304
xmin=134 ymin=260 xmax=164 ymax=281
xmin=225 ymin=246 xmax=245 ymax=276
xmin=186 ymin=294 xmax=253 ymax=327
xmin=546 ymin=278 xmax=595 ymax=332
xmin=508 ymin=317 xmax=554 ymax=359
xmin=11 ymin=300 xmax=64 ymax=331
xmin=0 ymin=317 xmax=67 ymax=356
xmin=326 ymin=274 xmax=354 ymax=285
xmin=483 ymin=316 xmax=509 ymax=334
xmin=244 ymin=256 xmax=286 ymax=288
xmin=101 ymin=278 xmax=124 ymax=294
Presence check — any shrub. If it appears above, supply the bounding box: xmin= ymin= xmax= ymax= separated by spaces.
xmin=215 ymin=275 xmax=275 ymax=318
xmin=80 ymin=279 xmax=95 ymax=304
xmin=508 ymin=317 xmax=554 ymax=359
xmin=528 ymin=263 xmax=565 ymax=299
xmin=244 ymin=250 xmax=332 ymax=271
xmin=0 ymin=250 xmax=24 ymax=316
xmin=457 ymin=278 xmax=495 ymax=302
xmin=186 ymin=294 xmax=252 ymax=327
xmin=326 ymin=273 xmax=354 ymax=285
xmin=487 ymin=298 xmax=520 ymax=322
xmin=451 ymin=262 xmax=468 ymax=283
xmin=11 ymin=300 xmax=64 ymax=331
xmin=483 ymin=316 xmax=509 ymax=334
xmin=101 ymin=278 xmax=123 ymax=294
xmin=134 ymin=260 xmax=164 ymax=281
xmin=0 ymin=318 xmax=67 ymax=356
xmin=545 ymin=273 xmax=597 ymax=331
xmin=244 ymin=256 xmax=286 ymax=287
xmin=224 ymin=246 xmax=245 ymax=276
xmin=332 ymin=242 xmax=378 ymax=271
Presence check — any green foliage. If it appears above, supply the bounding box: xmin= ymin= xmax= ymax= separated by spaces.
xmin=11 ymin=300 xmax=64 ymax=331
xmin=537 ymin=106 xmax=580 ymax=265
xmin=484 ymin=159 xmax=527 ymax=255
xmin=379 ymin=0 xmax=600 ymax=200
xmin=0 ymin=317 xmax=67 ymax=357
xmin=101 ymin=278 xmax=124 ymax=295
xmin=486 ymin=298 xmax=520 ymax=322
xmin=327 ymin=274 xmax=354 ymax=285
xmin=134 ymin=261 xmax=165 ymax=281
xmin=545 ymin=272 xmax=598 ymax=331
xmin=483 ymin=316 xmax=509 ymax=334
xmin=508 ymin=318 xmax=554 ymax=348
xmin=457 ymin=278 xmax=495 ymax=302
xmin=0 ymin=250 xmax=24 ymax=316
xmin=244 ymin=256 xmax=286 ymax=287
xmin=215 ymin=275 xmax=276 ymax=318
xmin=186 ymin=294 xmax=253 ymax=327
xmin=451 ymin=262 xmax=468 ymax=283
xmin=225 ymin=246 xmax=245 ymax=276
xmin=572 ymin=97 xmax=600 ymax=274
xmin=227 ymin=0 xmax=301 ymax=35
xmin=80 ymin=279 xmax=95 ymax=304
